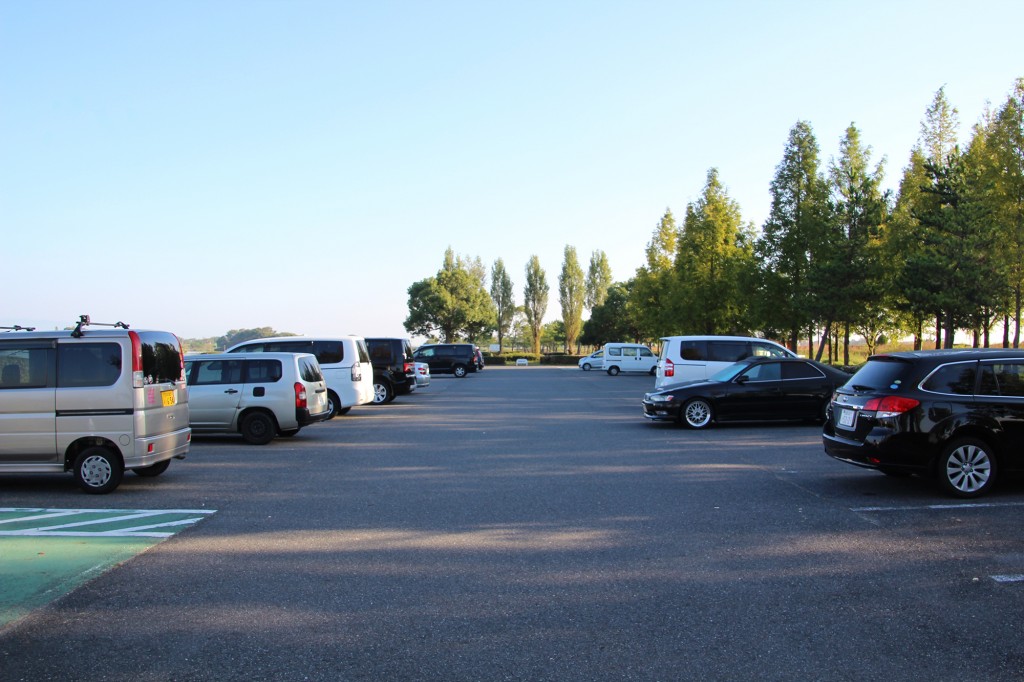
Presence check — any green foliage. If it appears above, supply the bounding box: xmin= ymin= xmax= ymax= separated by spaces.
xmin=490 ymin=258 xmax=516 ymax=351
xmin=581 ymin=281 xmax=640 ymax=345
xmin=630 ymin=209 xmax=679 ymax=338
xmin=523 ymin=255 xmax=549 ymax=354
xmin=405 ymin=248 xmax=496 ymax=342
xmin=217 ymin=327 xmax=295 ymax=350
xmin=585 ymin=250 xmax=613 ymax=310
xmin=558 ymin=245 xmax=586 ymax=354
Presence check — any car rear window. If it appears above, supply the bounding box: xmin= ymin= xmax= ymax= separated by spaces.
xmin=921 ymin=362 xmax=977 ymax=395
xmin=845 ymin=357 xmax=915 ymax=391
xmin=298 ymin=357 xmax=323 ymax=382
xmin=137 ymin=331 xmax=185 ymax=384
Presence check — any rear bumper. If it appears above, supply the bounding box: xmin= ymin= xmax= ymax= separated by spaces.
xmin=129 ymin=426 xmax=191 ymax=468
xmin=823 ymin=424 xmax=930 ymax=473
xmin=297 ymin=407 xmax=331 ymax=427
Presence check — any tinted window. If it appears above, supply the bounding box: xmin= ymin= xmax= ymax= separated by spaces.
xmin=312 ymin=341 xmax=344 ymax=365
xmin=137 ymin=331 xmax=184 ymax=384
xmin=639 ymin=347 xmax=654 ymax=358
xmin=679 ymin=341 xmax=706 ymax=361
xmin=58 ymin=342 xmax=121 ymax=388
xmin=978 ymin=362 xmax=1024 ymax=397
xmin=415 ymin=347 xmax=435 ymax=358
xmin=355 ymin=340 xmax=371 ymax=364
xmin=708 ymin=341 xmax=749 ymax=362
xmin=753 ymin=342 xmax=790 ymax=358
xmin=742 ymin=362 xmax=780 ymax=381
xmin=921 ymin=362 xmax=977 ymax=395
xmin=846 ymin=358 xmax=915 ymax=391
xmin=298 ymin=357 xmax=323 ymax=382
xmin=783 ymin=361 xmax=824 ymax=380
xmin=263 ymin=340 xmax=312 ymax=354
xmin=191 ymin=360 xmax=243 ymax=385
xmin=245 ymin=359 xmax=282 ymax=383
xmin=608 ymin=347 xmax=622 ymax=357
xmin=368 ymin=341 xmax=395 ymax=362
xmin=0 ymin=343 xmax=52 ymax=389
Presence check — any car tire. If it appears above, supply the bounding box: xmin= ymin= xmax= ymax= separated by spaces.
xmin=938 ymin=437 xmax=996 ymax=498
xmin=582 ymin=363 xmax=591 ymax=371
xmin=453 ymin=364 xmax=468 ymax=378
xmin=326 ymin=391 xmax=341 ymax=419
xmin=682 ymin=398 xmax=713 ymax=429
xmin=240 ymin=411 xmax=277 ymax=445
xmin=73 ymin=446 xmax=123 ymax=494
xmin=132 ymin=459 xmax=170 ymax=477
xmin=373 ymin=381 xmax=394 ymax=404
xmin=649 ymin=366 xmax=657 ymax=376
xmin=607 ymin=366 xmax=620 ymax=376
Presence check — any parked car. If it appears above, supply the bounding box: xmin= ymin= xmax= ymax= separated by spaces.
xmin=824 ymin=349 xmax=1024 ymax=498
xmin=413 ymin=343 xmax=478 ymax=377
xmin=413 ymin=361 xmax=431 ymax=388
xmin=578 ymin=350 xmax=603 ymax=371
xmin=0 ymin=316 xmax=190 ymax=494
xmin=643 ymin=356 xmax=850 ymax=429
xmin=185 ymin=352 xmax=330 ymax=444
xmin=224 ymin=336 xmax=374 ymax=418
xmin=655 ymin=335 xmax=795 ymax=389
xmin=603 ymin=343 xmax=658 ymax=375
xmin=365 ymin=337 xmax=416 ymax=403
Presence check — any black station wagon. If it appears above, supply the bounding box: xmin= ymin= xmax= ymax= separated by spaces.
xmin=823 ymin=349 xmax=1024 ymax=498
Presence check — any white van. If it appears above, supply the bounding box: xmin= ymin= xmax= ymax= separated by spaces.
xmin=225 ymin=336 xmax=374 ymax=417
xmin=0 ymin=316 xmax=190 ymax=494
xmin=601 ymin=343 xmax=658 ymax=376
xmin=655 ymin=335 xmax=795 ymax=388
xmin=185 ymin=352 xmax=330 ymax=444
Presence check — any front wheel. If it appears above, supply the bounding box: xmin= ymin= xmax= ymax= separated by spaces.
xmin=607 ymin=366 xmax=620 ymax=376
xmin=938 ymin=437 xmax=996 ymax=498
xmin=582 ymin=363 xmax=591 ymax=371
xmin=132 ymin=459 xmax=170 ymax=477
xmin=682 ymin=399 xmax=713 ymax=429
xmin=74 ymin=447 xmax=123 ymax=494
xmin=240 ymin=411 xmax=277 ymax=445
xmin=453 ymin=364 xmax=468 ymax=378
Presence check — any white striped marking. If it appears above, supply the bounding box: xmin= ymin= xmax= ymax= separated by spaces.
xmin=0 ymin=508 xmax=216 ymax=538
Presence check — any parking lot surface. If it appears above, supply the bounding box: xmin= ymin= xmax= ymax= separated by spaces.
xmin=2 ymin=366 xmax=1024 ymax=680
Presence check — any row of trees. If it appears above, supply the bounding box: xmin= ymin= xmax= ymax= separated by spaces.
xmin=405 ymin=79 xmax=1024 ymax=360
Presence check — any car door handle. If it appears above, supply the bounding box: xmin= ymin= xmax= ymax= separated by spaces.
xmin=224 ymin=389 xmax=239 ymax=394
xmin=315 ymin=388 xmax=326 ymax=393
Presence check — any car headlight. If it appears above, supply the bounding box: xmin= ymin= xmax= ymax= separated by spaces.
xmin=646 ymin=393 xmax=675 ymax=403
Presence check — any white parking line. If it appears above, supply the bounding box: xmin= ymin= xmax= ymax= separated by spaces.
xmin=851 ymin=501 xmax=1024 ymax=513
xmin=991 ymin=575 xmax=1024 ymax=583
xmin=0 ymin=508 xmax=216 ymax=538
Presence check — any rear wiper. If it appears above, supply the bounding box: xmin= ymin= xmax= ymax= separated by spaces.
xmin=850 ymin=385 xmax=874 ymax=391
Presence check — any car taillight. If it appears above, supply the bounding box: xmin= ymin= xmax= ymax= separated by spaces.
xmin=404 ymin=362 xmax=413 ymax=373
xmin=664 ymin=359 xmax=674 ymax=377
xmin=863 ymin=395 xmax=919 ymax=418
xmin=351 ymin=364 xmax=361 ymax=382
xmin=129 ymin=330 xmax=145 ymax=388
xmin=294 ymin=382 xmax=307 ymax=408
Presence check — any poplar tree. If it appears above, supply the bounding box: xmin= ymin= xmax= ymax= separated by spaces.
xmin=585 ymin=250 xmax=613 ymax=310
xmin=675 ymin=168 xmax=755 ymax=334
xmin=490 ymin=258 xmax=516 ymax=352
xmin=630 ymin=209 xmax=679 ymax=338
xmin=558 ymin=245 xmax=586 ymax=354
xmin=523 ymin=256 xmax=549 ymax=355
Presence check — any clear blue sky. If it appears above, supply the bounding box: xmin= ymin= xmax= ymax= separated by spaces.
xmin=3 ymin=1 xmax=1022 ymax=339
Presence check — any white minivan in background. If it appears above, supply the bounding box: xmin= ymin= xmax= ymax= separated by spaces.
xmin=0 ymin=316 xmax=190 ymax=494
xmin=655 ymin=335 xmax=795 ymax=388
xmin=601 ymin=343 xmax=659 ymax=376
xmin=224 ymin=336 xmax=374 ymax=418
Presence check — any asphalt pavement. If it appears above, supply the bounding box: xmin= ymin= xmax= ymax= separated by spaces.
xmin=2 ymin=366 xmax=1024 ymax=681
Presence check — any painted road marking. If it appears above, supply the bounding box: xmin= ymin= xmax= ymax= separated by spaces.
xmin=851 ymin=501 xmax=1024 ymax=513
xmin=0 ymin=507 xmax=215 ymax=538
xmin=0 ymin=508 xmax=216 ymax=629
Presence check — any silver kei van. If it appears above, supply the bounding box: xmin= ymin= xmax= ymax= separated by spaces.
xmin=184 ymin=351 xmax=330 ymax=444
xmin=0 ymin=316 xmax=191 ymax=494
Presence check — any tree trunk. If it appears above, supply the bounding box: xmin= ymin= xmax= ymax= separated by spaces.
xmin=844 ymin=323 xmax=850 ymax=366
xmin=815 ymin=321 xmax=830 ymax=362
xmin=935 ymin=313 xmax=943 ymax=349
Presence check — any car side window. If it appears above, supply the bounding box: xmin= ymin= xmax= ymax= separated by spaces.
xmin=708 ymin=342 xmax=748 ymax=362
xmin=977 ymin=362 xmax=1024 ymax=397
xmin=679 ymin=341 xmax=706 ymax=361
xmin=742 ymin=362 xmax=780 ymax=382
xmin=0 ymin=344 xmax=51 ymax=389
xmin=639 ymin=348 xmax=654 ymax=358
xmin=753 ymin=342 xmax=789 ymax=358
xmin=623 ymin=347 xmax=638 ymax=358
xmin=783 ymin=362 xmax=823 ymax=380
xmin=192 ymin=360 xmax=243 ymax=385
xmin=923 ymin=362 xmax=978 ymax=395
xmin=312 ymin=341 xmax=343 ymax=365
xmin=608 ymin=347 xmax=622 ymax=357
xmin=57 ymin=343 xmax=121 ymax=388
xmin=245 ymin=359 xmax=282 ymax=383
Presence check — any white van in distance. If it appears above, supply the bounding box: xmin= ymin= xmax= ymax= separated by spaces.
xmin=601 ymin=343 xmax=658 ymax=376
xmin=655 ymin=335 xmax=795 ymax=389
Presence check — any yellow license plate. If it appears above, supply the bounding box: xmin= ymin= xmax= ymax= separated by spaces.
xmin=161 ymin=390 xmax=177 ymax=407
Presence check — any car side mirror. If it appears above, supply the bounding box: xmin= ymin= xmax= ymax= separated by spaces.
xmin=735 ymin=374 xmax=749 ymax=384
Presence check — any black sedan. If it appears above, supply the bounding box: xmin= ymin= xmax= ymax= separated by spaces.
xmin=642 ymin=356 xmax=851 ymax=429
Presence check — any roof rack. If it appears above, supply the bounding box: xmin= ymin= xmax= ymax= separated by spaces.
xmin=1 ymin=325 xmax=36 ymax=332
xmin=71 ymin=315 xmax=130 ymax=338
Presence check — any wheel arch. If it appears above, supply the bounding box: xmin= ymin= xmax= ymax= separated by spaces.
xmin=64 ymin=437 xmax=123 ymax=472
xmin=237 ymin=406 xmax=281 ymax=434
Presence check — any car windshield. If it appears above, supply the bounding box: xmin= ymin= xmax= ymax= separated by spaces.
xmin=708 ymin=362 xmax=749 ymax=383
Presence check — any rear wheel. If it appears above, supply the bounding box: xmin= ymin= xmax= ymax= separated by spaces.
xmin=132 ymin=459 xmax=170 ymax=477
xmin=607 ymin=366 xmax=620 ymax=376
xmin=453 ymin=364 xmax=468 ymax=378
xmin=326 ymin=391 xmax=341 ymax=419
xmin=938 ymin=437 xmax=996 ymax=498
xmin=240 ymin=411 xmax=277 ymax=445
xmin=649 ymin=366 xmax=657 ymax=376
xmin=373 ymin=381 xmax=394 ymax=404
xmin=682 ymin=399 xmax=713 ymax=429
xmin=73 ymin=447 xmax=123 ymax=494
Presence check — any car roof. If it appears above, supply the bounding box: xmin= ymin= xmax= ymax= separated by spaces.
xmin=185 ymin=352 xmax=317 ymax=361
xmin=869 ymin=349 xmax=1024 ymax=363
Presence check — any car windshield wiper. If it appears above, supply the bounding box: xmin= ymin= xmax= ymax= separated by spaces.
xmin=850 ymin=384 xmax=875 ymax=391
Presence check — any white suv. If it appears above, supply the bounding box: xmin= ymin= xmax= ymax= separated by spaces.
xmin=185 ymin=352 xmax=330 ymax=444
xmin=224 ymin=336 xmax=374 ymax=417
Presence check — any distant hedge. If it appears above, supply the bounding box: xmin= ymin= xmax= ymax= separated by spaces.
xmin=483 ymin=353 xmax=579 ymax=366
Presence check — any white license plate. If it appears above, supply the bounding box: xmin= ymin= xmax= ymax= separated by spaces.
xmin=838 ymin=408 xmax=855 ymax=428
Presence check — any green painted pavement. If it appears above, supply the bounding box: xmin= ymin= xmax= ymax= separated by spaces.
xmin=0 ymin=508 xmax=215 ymax=629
